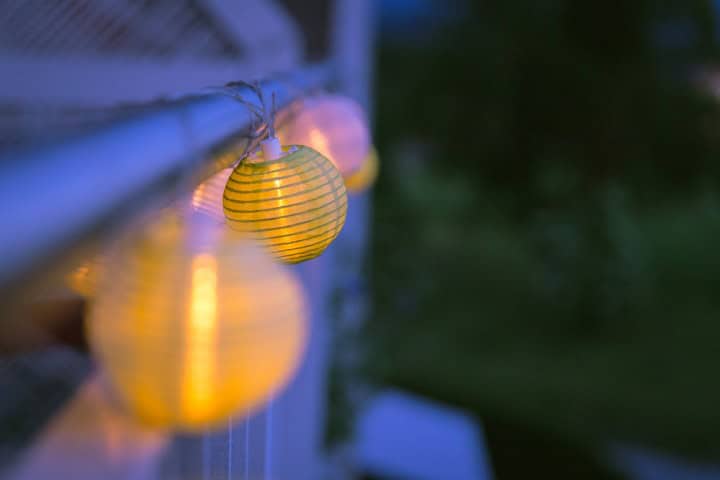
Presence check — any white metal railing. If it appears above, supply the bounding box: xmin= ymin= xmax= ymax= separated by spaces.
xmin=0 ymin=63 xmax=331 ymax=292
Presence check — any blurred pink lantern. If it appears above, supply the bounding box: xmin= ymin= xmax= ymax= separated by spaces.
xmin=278 ymin=95 xmax=371 ymax=177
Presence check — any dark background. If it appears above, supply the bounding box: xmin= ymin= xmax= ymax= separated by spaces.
xmin=363 ymin=0 xmax=720 ymax=478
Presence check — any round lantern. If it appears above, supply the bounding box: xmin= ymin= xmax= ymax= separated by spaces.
xmin=188 ymin=168 xmax=233 ymax=223
xmin=277 ymin=95 xmax=370 ymax=177
xmin=87 ymin=218 xmax=307 ymax=431
xmin=344 ymin=147 xmax=379 ymax=193
xmin=67 ymin=256 xmax=104 ymax=297
xmin=223 ymin=145 xmax=347 ymax=264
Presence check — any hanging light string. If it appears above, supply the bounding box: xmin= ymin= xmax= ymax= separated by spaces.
xmin=222 ymin=78 xmax=326 ymax=137
xmin=222 ymin=81 xmax=285 ymax=161
xmin=192 ymin=82 xmax=269 ymax=170
xmin=180 ymin=82 xmax=291 ymax=225
xmin=184 ymin=77 xmax=331 ymax=175
xmin=216 ymin=81 xmax=276 ymax=136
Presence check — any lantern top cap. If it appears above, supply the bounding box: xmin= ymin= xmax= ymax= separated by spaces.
xmin=245 ymin=144 xmax=304 ymax=165
xmin=260 ymin=136 xmax=283 ymax=161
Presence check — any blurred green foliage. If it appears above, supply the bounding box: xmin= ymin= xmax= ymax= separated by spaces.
xmin=366 ymin=0 xmax=720 ymax=473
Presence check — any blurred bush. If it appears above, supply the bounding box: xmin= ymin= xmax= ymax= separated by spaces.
xmin=366 ymin=0 xmax=720 ymax=473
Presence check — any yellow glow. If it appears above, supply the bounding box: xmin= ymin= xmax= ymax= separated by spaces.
xmin=223 ymin=145 xmax=347 ymax=264
xmin=86 ymin=219 xmax=308 ymax=431
xmin=183 ymin=254 xmax=217 ymax=421
xmin=344 ymin=147 xmax=379 ymax=193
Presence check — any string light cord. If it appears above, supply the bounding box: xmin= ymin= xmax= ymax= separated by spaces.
xmin=223 ymin=81 xmax=284 ymax=161
xmin=193 ymin=83 xmax=264 ymax=166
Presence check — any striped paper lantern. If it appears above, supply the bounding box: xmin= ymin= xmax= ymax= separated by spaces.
xmin=223 ymin=145 xmax=347 ymax=264
xmin=277 ymin=95 xmax=370 ymax=178
xmin=87 ymin=218 xmax=308 ymax=431
xmin=345 ymin=147 xmax=379 ymax=193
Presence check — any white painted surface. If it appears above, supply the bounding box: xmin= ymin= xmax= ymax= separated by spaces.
xmin=355 ymin=391 xmax=494 ymax=480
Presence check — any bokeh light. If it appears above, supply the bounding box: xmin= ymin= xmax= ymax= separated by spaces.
xmin=278 ymin=95 xmax=370 ymax=178
xmin=189 ymin=168 xmax=234 ymax=223
xmin=344 ymin=146 xmax=379 ymax=193
xmin=87 ymin=218 xmax=307 ymax=431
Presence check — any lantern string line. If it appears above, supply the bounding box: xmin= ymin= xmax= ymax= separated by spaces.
xmin=225 ymin=80 xmax=277 ymax=138
xmin=271 ymin=91 xmax=277 ymax=138
xmin=223 ymin=81 xmax=278 ymax=139
xmin=188 ymin=78 xmax=329 ymax=168
xmin=196 ymin=86 xmax=264 ymax=162
xmin=200 ymin=82 xmax=281 ymax=164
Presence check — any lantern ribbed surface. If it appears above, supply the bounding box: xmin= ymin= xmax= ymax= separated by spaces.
xmin=87 ymin=219 xmax=307 ymax=431
xmin=223 ymin=145 xmax=347 ymax=264
xmin=345 ymin=147 xmax=379 ymax=193
xmin=277 ymin=95 xmax=370 ymax=177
